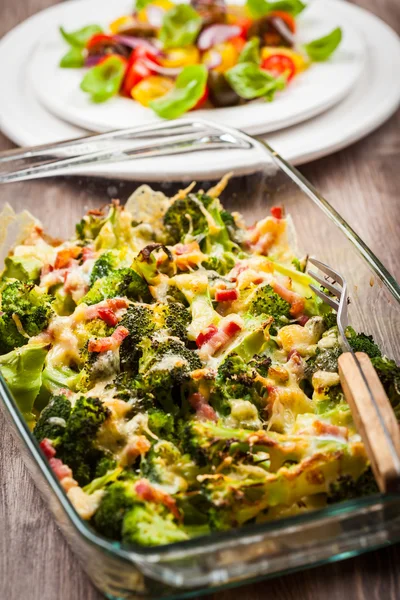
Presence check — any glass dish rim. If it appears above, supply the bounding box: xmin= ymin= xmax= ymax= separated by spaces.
xmin=1 ymin=121 xmax=399 ymax=562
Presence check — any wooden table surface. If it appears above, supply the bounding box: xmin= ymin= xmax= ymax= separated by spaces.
xmin=0 ymin=0 xmax=399 ymax=598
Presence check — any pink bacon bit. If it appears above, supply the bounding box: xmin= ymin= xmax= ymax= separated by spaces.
xmin=39 ymin=438 xmax=56 ymax=459
xmin=215 ymin=289 xmax=238 ymax=303
xmin=97 ymin=307 xmax=119 ymax=327
xmin=85 ymin=298 xmax=129 ymax=324
xmin=49 ymin=457 xmax=74 ymax=481
xmin=297 ymin=314 xmax=309 ymax=327
xmin=196 ymin=324 xmax=218 ymax=348
xmin=88 ymin=325 xmax=129 ymax=353
xmin=135 ymin=479 xmax=182 ymax=521
xmin=189 ymin=392 xmax=217 ymax=422
xmin=271 ymin=280 xmax=305 ymax=317
xmin=198 ymin=315 xmax=243 ymax=358
xmin=81 ymin=247 xmax=96 ymax=262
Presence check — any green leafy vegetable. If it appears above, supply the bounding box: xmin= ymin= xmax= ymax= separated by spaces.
xmin=238 ymin=38 xmax=260 ymax=65
xmin=60 ymin=24 xmax=103 ymax=48
xmin=135 ymin=0 xmax=153 ymax=11
xmin=225 ymin=62 xmax=285 ymax=100
xmin=80 ymin=56 xmax=126 ymax=103
xmin=159 ymin=5 xmax=202 ymax=49
xmin=150 ymin=65 xmax=207 ymax=119
xmin=304 ymin=27 xmax=342 ymax=62
xmin=2 ymin=256 xmax=42 ymax=283
xmin=0 ymin=343 xmax=48 ymax=419
xmin=60 ymin=47 xmax=85 ymax=69
xmin=246 ymin=0 xmax=305 ymax=19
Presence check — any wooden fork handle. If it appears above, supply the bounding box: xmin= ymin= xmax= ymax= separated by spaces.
xmin=338 ymin=351 xmax=400 ymax=494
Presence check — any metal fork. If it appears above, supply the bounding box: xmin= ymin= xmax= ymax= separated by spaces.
xmin=0 ymin=120 xmax=253 ymax=184
xmin=308 ymin=257 xmax=400 ymax=493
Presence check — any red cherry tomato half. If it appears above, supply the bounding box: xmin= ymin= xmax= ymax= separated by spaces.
xmin=262 ymin=54 xmax=296 ymax=82
xmin=86 ymin=33 xmax=114 ymax=50
xmin=270 ymin=205 xmax=283 ymax=219
xmin=122 ymin=49 xmax=158 ymax=96
xmin=269 ymin=11 xmax=296 ymax=34
xmin=235 ymin=16 xmax=253 ymax=38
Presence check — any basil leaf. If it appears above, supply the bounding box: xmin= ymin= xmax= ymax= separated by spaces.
xmin=304 ymin=27 xmax=342 ymax=61
xmin=238 ymin=38 xmax=261 ymax=65
xmin=225 ymin=62 xmax=285 ymax=100
xmin=159 ymin=5 xmax=202 ymax=49
xmin=80 ymin=56 xmax=126 ymax=103
xmin=60 ymin=47 xmax=85 ymax=68
xmin=135 ymin=0 xmax=153 ymax=11
xmin=150 ymin=64 xmax=207 ymax=119
xmin=60 ymin=24 xmax=103 ymax=48
xmin=246 ymin=0 xmax=305 ymax=18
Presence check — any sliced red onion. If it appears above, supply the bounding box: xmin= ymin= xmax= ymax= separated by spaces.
xmin=84 ymin=55 xmax=104 ymax=67
xmin=146 ymin=4 xmax=166 ymax=27
xmin=142 ymin=58 xmax=182 ymax=77
xmin=112 ymin=35 xmax=162 ymax=55
xmin=197 ymin=24 xmax=241 ymax=51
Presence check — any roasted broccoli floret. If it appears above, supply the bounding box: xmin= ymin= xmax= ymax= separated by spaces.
xmin=147 ymin=408 xmax=175 ymax=440
xmin=163 ymin=194 xmax=211 ymax=245
xmin=162 ymin=302 xmax=191 ymax=342
xmin=0 ymin=314 xmax=26 ymax=354
xmin=81 ymin=268 xmax=150 ymax=306
xmin=95 ymin=454 xmax=117 ymax=478
xmin=2 ymin=256 xmax=42 ymax=283
xmin=305 ymin=345 xmax=342 ymax=379
xmin=248 ymin=284 xmax=291 ymax=324
xmin=93 ymin=480 xmax=136 ymax=539
xmin=327 ymin=468 xmax=379 ymax=504
xmin=371 ymin=356 xmax=400 ymax=417
xmin=1 ymin=281 xmax=53 ymax=337
xmin=119 ymin=304 xmax=156 ymax=372
xmin=34 ymin=394 xmax=110 ymax=486
xmin=90 ymin=251 xmax=120 ymax=285
xmin=122 ymin=503 xmax=188 ymax=546
xmin=33 ymin=393 xmax=72 ymax=442
xmin=322 ymin=312 xmax=338 ymax=330
xmin=76 ymin=210 xmax=108 ymax=242
xmin=346 ymin=327 xmax=382 ymax=359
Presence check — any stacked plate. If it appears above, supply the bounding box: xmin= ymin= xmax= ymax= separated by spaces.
xmin=0 ymin=0 xmax=399 ymax=179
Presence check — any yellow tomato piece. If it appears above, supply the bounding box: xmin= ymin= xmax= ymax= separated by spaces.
xmin=261 ymin=47 xmax=310 ymax=73
xmin=160 ymin=46 xmax=200 ymax=68
xmin=131 ymin=76 xmax=174 ymax=107
xmin=202 ymin=42 xmax=239 ymax=73
xmin=137 ymin=0 xmax=174 ymax=22
xmin=109 ymin=15 xmax=136 ymax=34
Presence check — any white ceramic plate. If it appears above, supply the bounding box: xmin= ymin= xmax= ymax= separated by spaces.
xmin=29 ymin=0 xmax=365 ymax=135
xmin=0 ymin=1 xmax=399 ymax=180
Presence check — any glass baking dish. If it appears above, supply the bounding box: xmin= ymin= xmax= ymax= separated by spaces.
xmin=1 ymin=121 xmax=400 ymax=600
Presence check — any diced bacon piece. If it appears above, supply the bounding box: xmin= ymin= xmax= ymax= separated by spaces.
xmin=135 ymin=479 xmax=181 ymax=521
xmin=189 ymin=393 xmax=217 ymax=422
xmin=54 ymin=247 xmax=81 ymax=270
xmin=88 ymin=325 xmax=129 ymax=353
xmin=196 ymin=324 xmax=218 ymax=348
xmin=270 ymin=206 xmax=283 ymax=219
xmin=199 ymin=315 xmax=243 ymax=358
xmin=120 ymin=435 xmax=151 ymax=467
xmin=82 ymin=247 xmax=96 ymax=262
xmin=39 ymin=438 xmax=56 ymax=459
xmin=215 ymin=289 xmax=238 ymax=302
xmin=107 ymin=298 xmax=130 ymax=311
xmin=297 ymin=314 xmax=309 ymax=327
xmin=41 ymin=264 xmax=53 ymax=278
xmin=97 ymin=307 xmax=119 ymax=327
xmin=228 ymin=263 xmax=248 ymax=282
xmin=271 ymin=280 xmax=305 ymax=317
xmin=84 ymin=298 xmax=129 ymax=323
xmin=313 ymin=420 xmax=348 ymax=440
xmin=49 ymin=457 xmax=74 ymax=481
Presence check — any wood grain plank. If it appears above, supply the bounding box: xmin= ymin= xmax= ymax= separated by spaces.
xmin=0 ymin=0 xmax=399 ymax=599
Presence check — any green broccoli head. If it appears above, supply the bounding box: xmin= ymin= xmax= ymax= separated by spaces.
xmin=1 ymin=281 xmax=53 ymax=337
xmin=327 ymin=468 xmax=379 ymax=504
xmin=119 ymin=304 xmax=156 ymax=372
xmin=163 ymin=194 xmax=211 ymax=245
xmin=147 ymin=408 xmax=175 ymax=441
xmin=371 ymin=356 xmax=400 ymax=417
xmin=81 ymin=268 xmax=150 ymax=306
xmin=94 ymin=454 xmax=117 ymax=478
xmin=157 ymin=301 xmax=191 ymax=343
xmin=305 ymin=345 xmax=342 ymax=379
xmin=0 ymin=314 xmax=26 ymax=354
xmin=122 ymin=503 xmax=188 ymax=546
xmin=33 ymin=393 xmax=72 ymax=442
xmin=35 ymin=394 xmax=110 ymax=486
xmin=248 ymin=284 xmax=291 ymax=325
xmin=76 ymin=210 xmax=108 ymax=242
xmin=90 ymin=251 xmax=120 ymax=285
xmin=322 ymin=312 xmax=338 ymax=330
xmin=93 ymin=480 xmax=136 ymax=539
xmin=346 ymin=327 xmax=382 ymax=359
xmin=2 ymin=256 xmax=42 ymax=283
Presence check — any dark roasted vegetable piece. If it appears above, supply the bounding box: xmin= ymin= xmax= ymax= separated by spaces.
xmin=1 ymin=281 xmax=53 ymax=337
xmin=346 ymin=327 xmax=382 ymax=359
xmin=33 ymin=394 xmax=72 ymax=442
xmin=81 ymin=268 xmax=150 ymax=305
xmin=208 ymin=71 xmax=241 ymax=107
xmin=327 ymin=468 xmax=379 ymax=503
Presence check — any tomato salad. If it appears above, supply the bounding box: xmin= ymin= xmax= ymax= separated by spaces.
xmin=59 ymin=0 xmax=342 ymax=119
